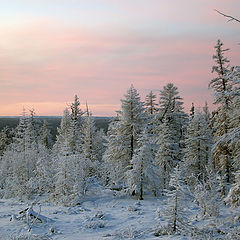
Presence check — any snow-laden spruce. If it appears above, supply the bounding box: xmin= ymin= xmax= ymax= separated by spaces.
xmin=103 ymin=85 xmax=146 ymax=190
xmin=154 ymin=83 xmax=187 ymax=191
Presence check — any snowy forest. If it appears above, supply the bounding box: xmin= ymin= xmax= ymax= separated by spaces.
xmin=0 ymin=40 xmax=239 ymax=239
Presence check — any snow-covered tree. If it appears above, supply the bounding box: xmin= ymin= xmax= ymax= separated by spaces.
xmin=183 ymin=110 xmax=213 ymax=186
xmin=39 ymin=120 xmax=53 ymax=149
xmin=103 ymin=85 xmax=146 ymax=188
xmin=102 ymin=119 xmax=120 ymax=186
xmin=52 ymin=139 xmax=76 ymax=205
xmin=225 ymin=171 xmax=240 ymax=208
xmin=209 ymin=40 xmax=232 ymax=107
xmin=52 ymin=107 xmax=93 ymax=204
xmin=94 ymin=128 xmax=106 ymax=164
xmin=35 ymin=144 xmax=55 ymax=195
xmin=52 ymin=109 xmax=75 ymax=203
xmin=154 ymin=83 xmax=187 ymax=190
xmin=69 ymin=95 xmax=84 ymax=154
xmin=70 ymin=94 xmax=84 ymax=122
xmin=209 ymin=40 xmax=234 ymax=184
xmin=163 ymin=165 xmax=190 ymax=233
xmin=145 ymin=90 xmax=158 ymax=136
xmin=189 ymin=103 xmax=195 ymax=119
xmin=145 ymin=90 xmax=158 ymax=115
xmin=0 ymin=110 xmax=39 ymax=198
xmin=155 ymin=119 xmax=179 ymax=190
xmin=228 ymin=66 xmax=240 ymax=172
xmin=202 ymin=102 xmax=211 ymax=122
xmin=81 ymin=108 xmax=99 ymax=177
xmin=53 ymin=108 xmax=72 ymax=155
xmin=126 ymin=129 xmax=160 ymax=200
xmin=194 ymin=168 xmax=221 ymax=218
xmin=157 ymin=83 xmax=185 ymax=122
xmin=0 ymin=126 xmax=13 ymax=156
xmin=155 ymin=83 xmax=187 ymax=150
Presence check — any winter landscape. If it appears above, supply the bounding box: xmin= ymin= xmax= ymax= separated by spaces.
xmin=0 ymin=1 xmax=240 ymax=240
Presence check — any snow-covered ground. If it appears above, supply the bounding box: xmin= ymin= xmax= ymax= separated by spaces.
xmin=0 ymin=189 xmax=239 ymax=240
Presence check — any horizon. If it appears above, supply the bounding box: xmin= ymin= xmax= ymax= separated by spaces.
xmin=0 ymin=0 xmax=239 ymax=116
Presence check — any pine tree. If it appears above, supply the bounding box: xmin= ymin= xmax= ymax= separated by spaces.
xmin=202 ymin=102 xmax=211 ymax=122
xmin=157 ymin=83 xmax=184 ymax=121
xmin=53 ymin=139 xmax=76 ymax=205
xmin=102 ymin=119 xmax=120 ymax=186
xmin=81 ymin=107 xmax=99 ymax=177
xmin=52 ymin=109 xmax=75 ymax=203
xmin=39 ymin=120 xmax=53 ymax=149
xmin=103 ymin=85 xmax=146 ymax=188
xmin=183 ymin=110 xmax=213 ymax=186
xmin=155 ymin=119 xmax=178 ymax=190
xmin=214 ymin=67 xmax=240 ymax=204
xmin=69 ymin=95 xmax=84 ymax=154
xmin=194 ymin=168 xmax=221 ymax=218
xmin=189 ymin=103 xmax=195 ymax=119
xmin=209 ymin=40 xmax=232 ymax=107
xmin=52 ymin=107 xmax=92 ymax=204
xmin=145 ymin=90 xmax=158 ymax=136
xmin=35 ymin=144 xmax=55 ymax=195
xmin=154 ymin=83 xmax=187 ymax=190
xmin=70 ymin=95 xmax=84 ymax=122
xmin=53 ymin=108 xmax=72 ymax=155
xmin=145 ymin=90 xmax=157 ymax=115
xmin=126 ymin=129 xmax=160 ymax=200
xmin=0 ymin=109 xmax=39 ymax=198
xmin=163 ymin=165 xmax=190 ymax=233
xmin=155 ymin=83 xmax=187 ymax=149
xmin=228 ymin=66 xmax=240 ymax=172
xmin=209 ymin=40 xmax=234 ymax=185
xmin=0 ymin=127 xmax=13 ymax=156
xmin=225 ymin=171 xmax=240 ymax=208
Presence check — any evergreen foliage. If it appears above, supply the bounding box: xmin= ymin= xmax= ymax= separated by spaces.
xmin=126 ymin=129 xmax=160 ymax=199
xmin=209 ymin=40 xmax=234 ymax=185
xmin=183 ymin=110 xmax=213 ymax=186
xmin=104 ymin=85 xmax=146 ymax=188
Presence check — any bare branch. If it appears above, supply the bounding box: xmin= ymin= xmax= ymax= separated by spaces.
xmin=215 ymin=9 xmax=240 ymax=23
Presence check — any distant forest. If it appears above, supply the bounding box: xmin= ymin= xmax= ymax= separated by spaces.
xmin=0 ymin=116 xmax=111 ymax=140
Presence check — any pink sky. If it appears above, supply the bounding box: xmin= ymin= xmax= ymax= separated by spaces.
xmin=0 ymin=0 xmax=239 ymax=116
